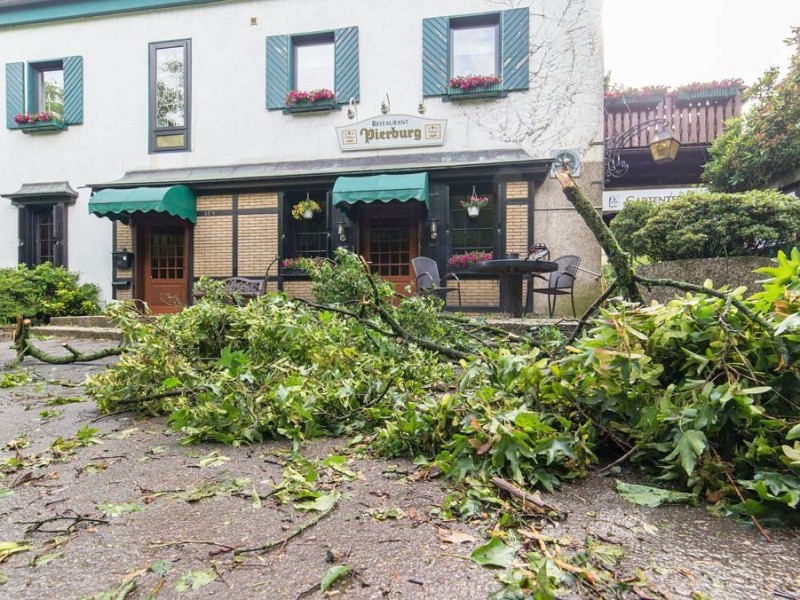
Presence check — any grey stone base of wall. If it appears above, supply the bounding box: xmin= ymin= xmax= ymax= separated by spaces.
xmin=636 ymin=256 xmax=774 ymax=305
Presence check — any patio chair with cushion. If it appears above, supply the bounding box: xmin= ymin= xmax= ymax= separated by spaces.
xmin=411 ymin=257 xmax=462 ymax=307
xmin=525 ymin=255 xmax=581 ymax=317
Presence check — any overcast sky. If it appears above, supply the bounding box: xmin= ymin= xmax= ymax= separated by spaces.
xmin=603 ymin=0 xmax=800 ymax=89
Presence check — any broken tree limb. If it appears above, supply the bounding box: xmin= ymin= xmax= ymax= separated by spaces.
xmin=6 ymin=317 xmax=123 ymax=369
xmin=567 ymin=278 xmax=619 ymax=345
xmin=634 ymin=274 xmax=790 ymax=368
xmin=490 ymin=476 xmax=564 ymax=517
xmin=358 ymin=257 xmax=471 ymax=361
xmin=554 ymin=168 xmax=643 ymax=304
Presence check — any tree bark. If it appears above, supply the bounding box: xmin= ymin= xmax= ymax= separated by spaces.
xmin=554 ymin=168 xmax=643 ymax=304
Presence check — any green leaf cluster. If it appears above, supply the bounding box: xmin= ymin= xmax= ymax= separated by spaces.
xmin=0 ymin=262 xmax=99 ymax=325
xmin=610 ymin=190 xmax=800 ymax=261
xmin=704 ymin=28 xmax=800 ymax=192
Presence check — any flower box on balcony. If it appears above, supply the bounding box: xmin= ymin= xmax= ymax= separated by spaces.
xmin=284 ymin=97 xmax=338 ymax=114
xmin=675 ymin=87 xmax=740 ymax=103
xmin=605 ymin=94 xmax=664 ymax=108
xmin=446 ymin=82 xmax=504 ymax=100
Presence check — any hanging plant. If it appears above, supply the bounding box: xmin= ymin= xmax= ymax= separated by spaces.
xmin=460 ymin=187 xmax=489 ymax=217
xmin=291 ymin=195 xmax=322 ymax=220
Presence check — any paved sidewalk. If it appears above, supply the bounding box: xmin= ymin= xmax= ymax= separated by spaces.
xmin=0 ymin=339 xmax=798 ymax=599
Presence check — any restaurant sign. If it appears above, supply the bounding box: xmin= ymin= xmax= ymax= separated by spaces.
xmin=603 ymin=187 xmax=704 ymax=212
xmin=335 ymin=113 xmax=447 ymax=152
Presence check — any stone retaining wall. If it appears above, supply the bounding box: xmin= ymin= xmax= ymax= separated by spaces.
xmin=636 ymin=256 xmax=774 ymax=305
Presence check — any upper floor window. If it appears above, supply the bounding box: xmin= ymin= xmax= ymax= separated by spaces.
xmin=422 ymin=8 xmax=529 ymax=97
xmin=450 ymin=16 xmax=499 ymax=78
xmin=266 ymin=27 xmax=359 ymax=111
xmin=294 ymin=36 xmax=335 ymax=91
xmin=5 ymin=56 xmax=82 ymax=130
xmin=149 ymin=39 xmax=191 ymax=153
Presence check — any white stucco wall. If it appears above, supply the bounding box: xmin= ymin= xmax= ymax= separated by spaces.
xmin=0 ymin=0 xmax=603 ymax=301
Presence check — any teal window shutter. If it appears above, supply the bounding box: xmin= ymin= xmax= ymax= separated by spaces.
xmin=334 ymin=26 xmax=359 ymax=103
xmin=266 ymin=35 xmax=290 ymax=110
xmin=5 ymin=62 xmax=24 ymax=128
xmin=62 ymin=55 xmax=83 ymax=125
xmin=422 ymin=16 xmax=448 ymax=97
xmin=501 ymin=8 xmax=529 ymax=91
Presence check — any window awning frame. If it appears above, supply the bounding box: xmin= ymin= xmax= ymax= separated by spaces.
xmin=88 ymin=185 xmax=197 ymax=224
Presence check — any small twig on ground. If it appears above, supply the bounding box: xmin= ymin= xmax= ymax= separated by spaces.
xmin=149 ymin=539 xmax=238 ymax=552
xmin=234 ymin=505 xmax=337 ymax=555
xmin=597 ymin=445 xmax=639 ymax=474
xmin=21 ymin=511 xmax=110 ymax=535
xmin=710 ymin=447 xmax=772 ymax=542
xmin=491 ymin=476 xmax=563 ymax=517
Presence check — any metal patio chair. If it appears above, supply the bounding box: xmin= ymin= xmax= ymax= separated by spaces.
xmin=412 ymin=257 xmax=462 ymax=308
xmin=526 ymin=255 xmax=580 ymax=317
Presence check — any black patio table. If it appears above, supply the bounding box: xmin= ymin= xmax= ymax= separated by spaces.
xmin=473 ymin=259 xmax=558 ymax=317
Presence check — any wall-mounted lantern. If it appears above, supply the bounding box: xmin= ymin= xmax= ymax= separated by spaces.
xmin=428 ymin=218 xmax=438 ymax=241
xmin=336 ymin=221 xmax=348 ymax=243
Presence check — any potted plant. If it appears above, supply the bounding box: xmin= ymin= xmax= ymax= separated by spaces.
xmin=13 ymin=111 xmax=65 ymax=133
xmin=448 ymin=250 xmax=493 ymax=269
xmin=284 ymin=88 xmax=337 ymax=112
xmin=461 ymin=187 xmax=489 ymax=217
xmin=447 ymin=74 xmax=502 ymax=99
xmin=291 ymin=196 xmax=322 ymax=220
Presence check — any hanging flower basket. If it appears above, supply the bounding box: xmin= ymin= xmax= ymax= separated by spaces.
xmin=291 ymin=197 xmax=322 ymax=220
xmin=460 ymin=187 xmax=489 ymax=218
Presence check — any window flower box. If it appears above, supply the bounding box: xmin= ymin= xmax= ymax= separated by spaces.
xmin=446 ymin=75 xmax=503 ymax=100
xmin=604 ymin=94 xmax=664 ymax=108
xmin=448 ymin=251 xmax=493 ymax=269
xmin=284 ymin=88 xmax=338 ymax=114
xmin=674 ymin=79 xmax=743 ymax=104
xmin=14 ymin=112 xmax=66 ymax=134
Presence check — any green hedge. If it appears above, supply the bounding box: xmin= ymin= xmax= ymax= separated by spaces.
xmin=610 ymin=190 xmax=800 ymax=261
xmin=0 ymin=263 xmax=100 ymax=325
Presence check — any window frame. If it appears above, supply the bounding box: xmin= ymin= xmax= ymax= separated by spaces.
xmin=148 ymin=38 xmax=192 ymax=154
xmin=292 ymin=33 xmax=335 ymax=92
xmin=281 ymin=189 xmax=331 ymax=267
xmin=448 ymin=14 xmax=500 ymax=80
xmin=447 ymin=183 xmax=499 ymax=259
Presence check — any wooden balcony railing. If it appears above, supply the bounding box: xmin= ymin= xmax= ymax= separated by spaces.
xmin=604 ymin=89 xmax=743 ymax=149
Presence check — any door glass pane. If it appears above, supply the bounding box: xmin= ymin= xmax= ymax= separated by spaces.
xmin=150 ymin=227 xmax=184 ymax=279
xmin=34 ymin=207 xmax=56 ymax=264
xmin=295 ymin=41 xmax=334 ymax=91
xmin=369 ymin=218 xmax=411 ymax=277
xmin=452 ymin=25 xmax=497 ymax=77
xmin=155 ymin=46 xmax=185 ymax=127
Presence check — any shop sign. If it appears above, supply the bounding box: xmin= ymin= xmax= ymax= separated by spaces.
xmin=335 ymin=113 xmax=447 ymax=152
xmin=603 ymin=187 xmax=705 ymax=212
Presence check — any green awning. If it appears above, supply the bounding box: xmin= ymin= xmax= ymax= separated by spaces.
xmin=88 ymin=185 xmax=197 ymax=224
xmin=332 ymin=172 xmax=429 ymax=207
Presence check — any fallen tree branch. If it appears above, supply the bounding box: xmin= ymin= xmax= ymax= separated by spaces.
xmin=597 ymin=444 xmax=639 ymax=474
xmin=634 ymin=275 xmax=790 ymax=368
xmin=491 ymin=476 xmax=563 ymax=517
xmin=6 ymin=316 xmax=123 ymax=369
xmin=234 ymin=505 xmax=337 ymax=555
xmin=357 ymin=257 xmax=471 ymax=361
xmin=555 ymin=168 xmax=642 ymax=304
xmin=567 ymin=279 xmax=619 ymax=345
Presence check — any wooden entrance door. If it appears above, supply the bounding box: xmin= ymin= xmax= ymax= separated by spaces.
xmin=139 ymin=219 xmax=190 ymax=314
xmin=360 ymin=202 xmax=419 ymax=295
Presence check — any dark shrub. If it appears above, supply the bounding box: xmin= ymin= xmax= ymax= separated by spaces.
xmin=0 ymin=263 xmax=100 ymax=325
xmin=610 ymin=190 xmax=800 ymax=261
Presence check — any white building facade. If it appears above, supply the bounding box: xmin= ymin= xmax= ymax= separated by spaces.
xmin=0 ymin=0 xmax=604 ymax=315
